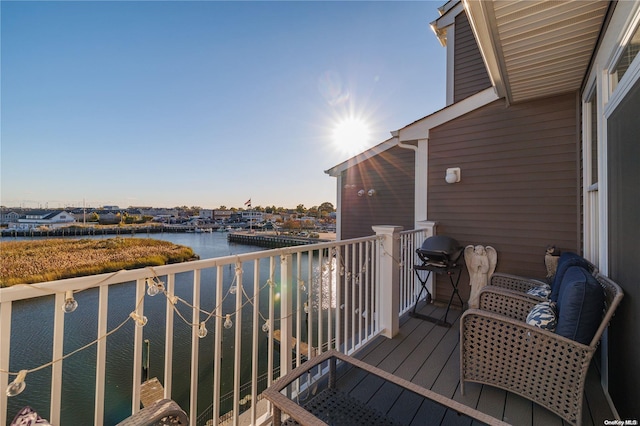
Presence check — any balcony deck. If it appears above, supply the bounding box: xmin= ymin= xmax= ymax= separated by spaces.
xmin=351 ymin=302 xmax=614 ymax=426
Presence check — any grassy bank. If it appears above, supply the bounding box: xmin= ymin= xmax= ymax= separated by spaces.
xmin=0 ymin=238 xmax=197 ymax=287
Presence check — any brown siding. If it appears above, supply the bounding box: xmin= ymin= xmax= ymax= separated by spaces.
xmin=340 ymin=146 xmax=415 ymax=239
xmin=454 ymin=12 xmax=492 ymax=103
xmin=606 ymin=76 xmax=640 ymax=420
xmin=428 ymin=92 xmax=580 ymax=305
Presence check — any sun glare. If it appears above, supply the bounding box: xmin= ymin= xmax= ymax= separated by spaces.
xmin=332 ymin=117 xmax=372 ymax=156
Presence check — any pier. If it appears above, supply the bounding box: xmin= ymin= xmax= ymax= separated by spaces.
xmin=226 ymin=232 xmax=331 ymax=249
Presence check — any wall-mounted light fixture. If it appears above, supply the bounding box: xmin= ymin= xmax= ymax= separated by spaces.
xmin=357 ymin=189 xmax=376 ymax=197
xmin=445 ymin=167 xmax=461 ymax=184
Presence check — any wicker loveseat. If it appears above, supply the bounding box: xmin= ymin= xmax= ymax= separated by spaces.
xmin=460 ymin=270 xmax=623 ymax=425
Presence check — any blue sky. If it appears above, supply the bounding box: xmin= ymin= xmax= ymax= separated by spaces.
xmin=1 ymin=1 xmax=445 ymax=210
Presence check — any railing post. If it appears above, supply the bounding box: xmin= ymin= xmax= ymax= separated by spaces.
xmin=280 ymin=253 xmax=293 ymax=376
xmin=373 ymin=225 xmax=403 ymax=338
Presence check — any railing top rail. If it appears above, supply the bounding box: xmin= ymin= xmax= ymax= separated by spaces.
xmin=0 ymin=234 xmax=379 ymax=303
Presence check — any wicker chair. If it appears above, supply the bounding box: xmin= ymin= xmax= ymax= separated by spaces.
xmin=460 ymin=272 xmax=623 ymax=425
xmin=489 ymin=252 xmax=598 ymax=301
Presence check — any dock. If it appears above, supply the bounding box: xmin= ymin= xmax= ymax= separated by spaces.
xmin=273 ymin=329 xmax=316 ymax=359
xmin=227 ymin=232 xmax=331 ymax=249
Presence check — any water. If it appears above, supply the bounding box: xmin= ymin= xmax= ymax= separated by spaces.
xmin=4 ymin=232 xmax=285 ymax=425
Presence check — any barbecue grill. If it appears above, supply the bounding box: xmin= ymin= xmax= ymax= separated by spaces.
xmin=411 ymin=236 xmax=465 ymax=326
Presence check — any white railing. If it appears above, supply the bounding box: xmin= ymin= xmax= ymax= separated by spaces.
xmin=0 ymin=226 xmax=430 ymax=426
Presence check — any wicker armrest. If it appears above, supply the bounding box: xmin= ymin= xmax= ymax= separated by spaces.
xmin=116 ymin=399 xmax=188 ymax=426
xmin=460 ymin=309 xmax=593 ymax=425
xmin=478 ymin=286 xmax=540 ymax=321
xmin=490 ymin=272 xmax=548 ymax=293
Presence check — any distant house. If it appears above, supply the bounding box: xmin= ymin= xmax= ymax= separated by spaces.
xmin=10 ymin=210 xmax=76 ymax=230
xmin=326 ymin=0 xmax=639 ymax=418
xmin=0 ymin=210 xmax=20 ymax=225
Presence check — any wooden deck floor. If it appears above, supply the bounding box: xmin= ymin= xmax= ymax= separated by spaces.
xmin=350 ymin=303 xmax=614 ymax=426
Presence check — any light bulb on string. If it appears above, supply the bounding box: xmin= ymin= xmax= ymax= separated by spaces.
xmin=62 ymin=290 xmax=78 ymax=313
xmin=262 ymin=322 xmax=270 ymax=333
xmin=6 ymin=370 xmax=27 ymax=397
xmin=198 ymin=322 xmax=208 ymax=338
xmin=304 ymin=302 xmax=309 ymax=314
xmin=146 ymin=278 xmax=160 ymax=296
xmin=224 ymin=314 xmax=233 ymax=329
xmin=130 ymin=312 xmax=148 ymax=327
xmin=229 ymin=284 xmax=237 ymax=295
xmin=299 ymin=280 xmax=306 ymax=293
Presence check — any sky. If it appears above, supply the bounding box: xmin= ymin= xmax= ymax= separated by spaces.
xmin=1 ymin=0 xmax=446 ymax=210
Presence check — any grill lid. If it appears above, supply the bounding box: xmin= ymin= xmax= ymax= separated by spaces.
xmin=416 ymin=235 xmax=464 ymax=266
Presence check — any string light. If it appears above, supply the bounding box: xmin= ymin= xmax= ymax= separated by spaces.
xmin=262 ymin=322 xmax=270 ymax=332
xmin=198 ymin=322 xmax=208 ymax=338
xmin=129 ymin=312 xmax=148 ymax=327
xmin=62 ymin=290 xmax=78 ymax=313
xmin=6 ymin=370 xmax=27 ymax=397
xmin=146 ymin=277 xmax=164 ymax=297
xmin=224 ymin=314 xmax=233 ymax=329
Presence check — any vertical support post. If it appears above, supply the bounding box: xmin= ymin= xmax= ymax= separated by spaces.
xmin=95 ymin=285 xmax=108 ymax=424
xmin=280 ymin=253 xmax=293 ymax=376
xmin=373 ymin=225 xmax=403 ymax=338
xmin=0 ymin=302 xmax=13 ymax=426
xmin=132 ymin=278 xmax=146 ymax=415
xmin=50 ymin=292 xmax=65 ymax=425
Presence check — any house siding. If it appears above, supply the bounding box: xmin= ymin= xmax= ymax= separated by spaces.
xmin=454 ymin=12 xmax=492 ymax=103
xmin=340 ymin=146 xmax=415 ymax=240
xmin=427 ymin=92 xmax=580 ymax=305
xmin=606 ymin=76 xmax=640 ymax=420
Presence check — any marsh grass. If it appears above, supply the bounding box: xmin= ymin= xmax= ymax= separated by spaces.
xmin=0 ymin=238 xmax=197 ymax=287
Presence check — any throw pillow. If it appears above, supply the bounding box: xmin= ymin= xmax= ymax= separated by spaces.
xmin=555 ymin=266 xmax=604 ymax=345
xmin=526 ymin=284 xmax=551 ymax=299
xmin=526 ymin=301 xmax=558 ymax=331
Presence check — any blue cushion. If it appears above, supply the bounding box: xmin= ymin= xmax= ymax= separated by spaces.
xmin=550 ymin=252 xmax=592 ymax=303
xmin=555 ymin=266 xmax=604 ymax=344
xmin=526 ymin=301 xmax=557 ymax=331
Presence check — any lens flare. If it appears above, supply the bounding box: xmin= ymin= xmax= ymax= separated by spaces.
xmin=332 ymin=117 xmax=372 ymax=157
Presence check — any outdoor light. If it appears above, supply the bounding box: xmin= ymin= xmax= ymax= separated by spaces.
xmin=130 ymin=312 xmax=148 ymax=327
xmin=146 ymin=277 xmax=164 ymax=296
xmin=445 ymin=167 xmax=461 ymax=184
xmin=262 ymin=322 xmax=270 ymax=333
xmin=367 ymin=189 xmax=376 ymax=196
xmin=198 ymin=322 xmax=208 ymax=338
xmin=6 ymin=370 xmax=27 ymax=397
xmin=224 ymin=314 xmax=233 ymax=329
xmin=62 ymin=290 xmax=78 ymax=313
xmin=357 ymin=189 xmax=365 ymax=197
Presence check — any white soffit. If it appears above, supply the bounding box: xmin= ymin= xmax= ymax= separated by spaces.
xmin=466 ymin=0 xmax=609 ymax=104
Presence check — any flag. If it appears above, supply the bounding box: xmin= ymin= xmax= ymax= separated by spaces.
xmin=244 ymin=198 xmax=251 ymax=207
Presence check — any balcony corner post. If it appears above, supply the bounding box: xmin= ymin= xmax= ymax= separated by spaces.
xmin=373 ymin=225 xmax=403 ymax=338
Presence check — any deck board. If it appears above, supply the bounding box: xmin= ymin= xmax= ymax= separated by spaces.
xmin=350 ymin=303 xmax=614 ymax=426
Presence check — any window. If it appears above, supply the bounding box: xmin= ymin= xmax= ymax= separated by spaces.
xmin=610 ymin=24 xmax=640 ymax=92
xmin=589 ymin=91 xmax=598 ymax=188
